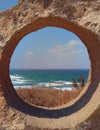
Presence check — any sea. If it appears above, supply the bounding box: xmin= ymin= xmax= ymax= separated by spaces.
xmin=10 ymin=69 xmax=89 ymax=91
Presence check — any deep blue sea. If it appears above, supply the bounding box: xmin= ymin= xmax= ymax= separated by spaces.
xmin=10 ymin=69 xmax=89 ymax=91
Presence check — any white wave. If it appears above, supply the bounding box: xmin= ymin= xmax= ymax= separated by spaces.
xmin=10 ymin=74 xmax=28 ymax=85
xmin=37 ymin=81 xmax=73 ymax=88
xmin=14 ymin=84 xmax=72 ymax=91
xmin=10 ymin=75 xmax=23 ymax=80
xmin=12 ymin=79 xmax=25 ymax=84
xmin=38 ymin=83 xmax=50 ymax=87
xmin=10 ymin=75 xmax=74 ymax=91
xmin=14 ymin=85 xmax=32 ymax=89
xmin=54 ymin=87 xmax=72 ymax=91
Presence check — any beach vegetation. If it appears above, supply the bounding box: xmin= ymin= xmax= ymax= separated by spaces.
xmin=17 ymin=87 xmax=82 ymax=107
xmin=77 ymin=76 xmax=85 ymax=87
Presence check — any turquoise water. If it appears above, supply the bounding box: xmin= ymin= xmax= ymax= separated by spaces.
xmin=10 ymin=69 xmax=89 ymax=90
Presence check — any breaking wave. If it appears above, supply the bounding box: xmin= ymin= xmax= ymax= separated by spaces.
xmin=10 ymin=75 xmax=73 ymax=90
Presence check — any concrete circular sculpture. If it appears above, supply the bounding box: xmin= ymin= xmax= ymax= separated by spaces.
xmin=0 ymin=0 xmax=100 ymax=129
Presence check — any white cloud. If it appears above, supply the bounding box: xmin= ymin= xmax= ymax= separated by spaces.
xmin=25 ymin=51 xmax=33 ymax=56
xmin=48 ymin=40 xmax=83 ymax=57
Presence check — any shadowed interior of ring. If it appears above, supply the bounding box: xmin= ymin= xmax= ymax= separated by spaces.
xmin=2 ymin=17 xmax=99 ymax=118
xmin=9 ymin=26 xmax=90 ymax=108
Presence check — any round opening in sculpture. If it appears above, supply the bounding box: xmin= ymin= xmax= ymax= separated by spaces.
xmin=10 ymin=27 xmax=90 ymax=108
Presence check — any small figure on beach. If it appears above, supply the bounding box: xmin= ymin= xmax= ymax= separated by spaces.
xmin=72 ymin=78 xmax=78 ymax=88
xmin=72 ymin=78 xmax=78 ymax=92
xmin=77 ymin=76 xmax=85 ymax=88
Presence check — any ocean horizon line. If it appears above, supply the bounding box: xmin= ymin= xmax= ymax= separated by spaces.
xmin=10 ymin=68 xmax=90 ymax=70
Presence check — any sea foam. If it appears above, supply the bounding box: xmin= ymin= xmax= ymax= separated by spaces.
xmin=10 ymin=75 xmax=73 ymax=90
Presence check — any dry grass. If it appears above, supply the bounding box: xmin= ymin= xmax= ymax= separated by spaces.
xmin=17 ymin=87 xmax=82 ymax=107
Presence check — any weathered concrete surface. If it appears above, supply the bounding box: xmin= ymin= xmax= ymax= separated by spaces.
xmin=0 ymin=0 xmax=100 ymax=129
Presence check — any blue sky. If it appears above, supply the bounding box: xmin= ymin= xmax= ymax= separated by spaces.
xmin=0 ymin=0 xmax=18 ymax=11
xmin=0 ymin=1 xmax=90 ymax=69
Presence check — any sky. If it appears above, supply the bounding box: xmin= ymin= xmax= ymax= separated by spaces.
xmin=0 ymin=1 xmax=90 ymax=69
xmin=0 ymin=0 xmax=18 ymax=11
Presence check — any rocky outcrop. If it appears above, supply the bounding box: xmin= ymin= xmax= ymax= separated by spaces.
xmin=0 ymin=0 xmax=100 ymax=129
